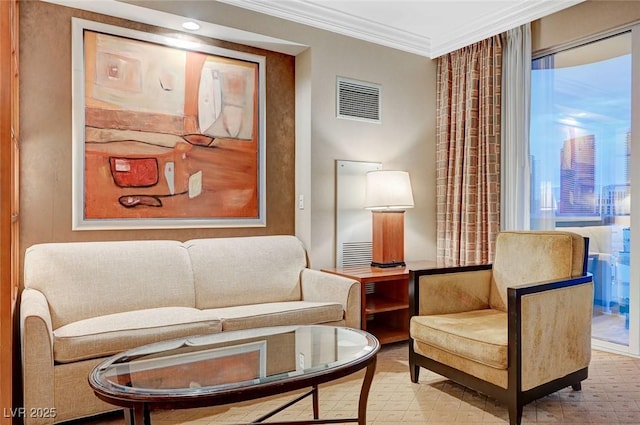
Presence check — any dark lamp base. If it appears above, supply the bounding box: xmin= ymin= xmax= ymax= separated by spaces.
xmin=371 ymin=261 xmax=406 ymax=268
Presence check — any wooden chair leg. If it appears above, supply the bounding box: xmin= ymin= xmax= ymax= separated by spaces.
xmin=508 ymin=402 xmax=523 ymax=425
xmin=410 ymin=363 xmax=420 ymax=383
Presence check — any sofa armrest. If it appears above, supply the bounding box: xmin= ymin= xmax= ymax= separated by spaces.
xmin=20 ymin=288 xmax=55 ymax=423
xmin=300 ymin=268 xmax=361 ymax=329
xmin=509 ymin=275 xmax=593 ymax=391
xmin=410 ymin=265 xmax=493 ymax=316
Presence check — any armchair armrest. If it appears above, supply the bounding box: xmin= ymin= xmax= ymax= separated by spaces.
xmin=410 ymin=265 xmax=493 ymax=316
xmin=20 ymin=288 xmax=55 ymax=416
xmin=300 ymin=268 xmax=361 ymax=329
xmin=508 ymin=274 xmax=593 ymax=391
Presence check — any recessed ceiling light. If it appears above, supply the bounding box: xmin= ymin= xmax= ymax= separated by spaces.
xmin=182 ymin=21 xmax=200 ymax=31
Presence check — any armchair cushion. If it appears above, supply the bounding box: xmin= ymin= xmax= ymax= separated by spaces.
xmin=489 ymin=231 xmax=584 ymax=311
xmin=417 ymin=269 xmax=492 ymax=315
xmin=413 ymin=340 xmax=508 ymax=389
xmin=410 ymin=309 xmax=507 ymax=369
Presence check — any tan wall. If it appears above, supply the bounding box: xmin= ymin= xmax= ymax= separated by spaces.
xmin=532 ymin=0 xmax=640 ymax=53
xmin=19 ymin=1 xmax=295 ymax=258
xmin=306 ymin=36 xmax=436 ymax=268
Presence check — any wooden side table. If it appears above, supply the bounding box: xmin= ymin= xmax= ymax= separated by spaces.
xmin=322 ymin=261 xmax=437 ymax=344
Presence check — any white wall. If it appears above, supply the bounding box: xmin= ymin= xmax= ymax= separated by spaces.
xmin=126 ymin=0 xmax=438 ymax=268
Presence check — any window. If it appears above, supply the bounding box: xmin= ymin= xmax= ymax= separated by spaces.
xmin=530 ymin=32 xmax=631 ymax=347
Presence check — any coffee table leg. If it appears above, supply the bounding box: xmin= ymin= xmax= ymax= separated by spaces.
xmin=124 ymin=404 xmax=150 ymax=425
xmin=312 ymin=385 xmax=319 ymax=419
xmin=357 ymin=356 xmax=377 ymax=425
xmin=124 ymin=408 xmax=134 ymax=425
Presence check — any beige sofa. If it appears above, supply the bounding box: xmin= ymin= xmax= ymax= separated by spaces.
xmin=20 ymin=235 xmax=360 ymax=425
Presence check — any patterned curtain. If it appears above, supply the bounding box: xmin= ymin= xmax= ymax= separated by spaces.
xmin=436 ymin=36 xmax=502 ymax=266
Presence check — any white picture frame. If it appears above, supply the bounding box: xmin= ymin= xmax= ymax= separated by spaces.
xmin=71 ymin=18 xmax=266 ymax=230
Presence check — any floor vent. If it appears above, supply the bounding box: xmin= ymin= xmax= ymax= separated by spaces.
xmin=337 ymin=77 xmax=381 ymax=123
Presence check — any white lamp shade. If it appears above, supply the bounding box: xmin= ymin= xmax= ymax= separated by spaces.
xmin=364 ymin=170 xmax=414 ymax=210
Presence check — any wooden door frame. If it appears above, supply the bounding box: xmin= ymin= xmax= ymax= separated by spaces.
xmin=1 ymin=0 xmax=19 ymax=423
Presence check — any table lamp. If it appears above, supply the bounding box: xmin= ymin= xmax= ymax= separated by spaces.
xmin=364 ymin=170 xmax=414 ymax=268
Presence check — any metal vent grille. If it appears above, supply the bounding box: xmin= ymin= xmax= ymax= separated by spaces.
xmin=337 ymin=77 xmax=381 ymax=123
xmin=342 ymin=241 xmax=372 ymax=267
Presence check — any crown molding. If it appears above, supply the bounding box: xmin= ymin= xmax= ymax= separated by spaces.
xmin=219 ymin=0 xmax=585 ymax=59
xmin=217 ymin=0 xmax=432 ymax=57
xmin=430 ymin=0 xmax=585 ymax=58
xmin=43 ymin=0 xmax=585 ymax=59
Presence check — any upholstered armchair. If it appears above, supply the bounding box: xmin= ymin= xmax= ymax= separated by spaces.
xmin=409 ymin=231 xmax=593 ymax=425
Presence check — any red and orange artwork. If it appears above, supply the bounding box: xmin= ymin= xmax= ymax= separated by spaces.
xmin=79 ymin=29 xmax=262 ymax=225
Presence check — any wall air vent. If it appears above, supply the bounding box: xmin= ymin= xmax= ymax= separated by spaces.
xmin=336 ymin=77 xmax=382 ymax=123
xmin=342 ymin=241 xmax=373 ymax=267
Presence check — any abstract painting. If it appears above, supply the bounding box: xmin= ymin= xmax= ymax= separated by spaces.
xmin=71 ymin=19 xmax=266 ymax=229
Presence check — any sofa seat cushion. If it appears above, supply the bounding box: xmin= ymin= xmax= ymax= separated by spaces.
xmin=54 ymin=307 xmax=222 ymax=363
xmin=410 ymin=309 xmax=507 ymax=369
xmin=209 ymin=301 xmax=344 ymax=331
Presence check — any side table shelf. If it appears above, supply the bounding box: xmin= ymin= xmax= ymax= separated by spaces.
xmin=365 ymin=294 xmax=409 ymax=314
xmin=322 ymin=261 xmax=436 ymax=345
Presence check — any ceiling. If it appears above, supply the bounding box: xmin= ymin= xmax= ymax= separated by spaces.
xmin=45 ymin=0 xmax=585 ymax=58
xmin=216 ymin=0 xmax=585 ymax=57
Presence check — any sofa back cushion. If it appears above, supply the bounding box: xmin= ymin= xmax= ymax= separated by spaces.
xmin=489 ymin=231 xmax=585 ymax=312
xmin=187 ymin=235 xmax=308 ymax=309
xmin=24 ymin=240 xmax=195 ymax=329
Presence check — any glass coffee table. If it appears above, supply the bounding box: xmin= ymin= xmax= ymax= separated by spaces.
xmin=89 ymin=325 xmax=380 ymax=425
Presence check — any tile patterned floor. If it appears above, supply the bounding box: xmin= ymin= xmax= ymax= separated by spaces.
xmin=592 ymin=310 xmax=629 ymax=346
xmin=71 ymin=342 xmax=640 ymax=425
